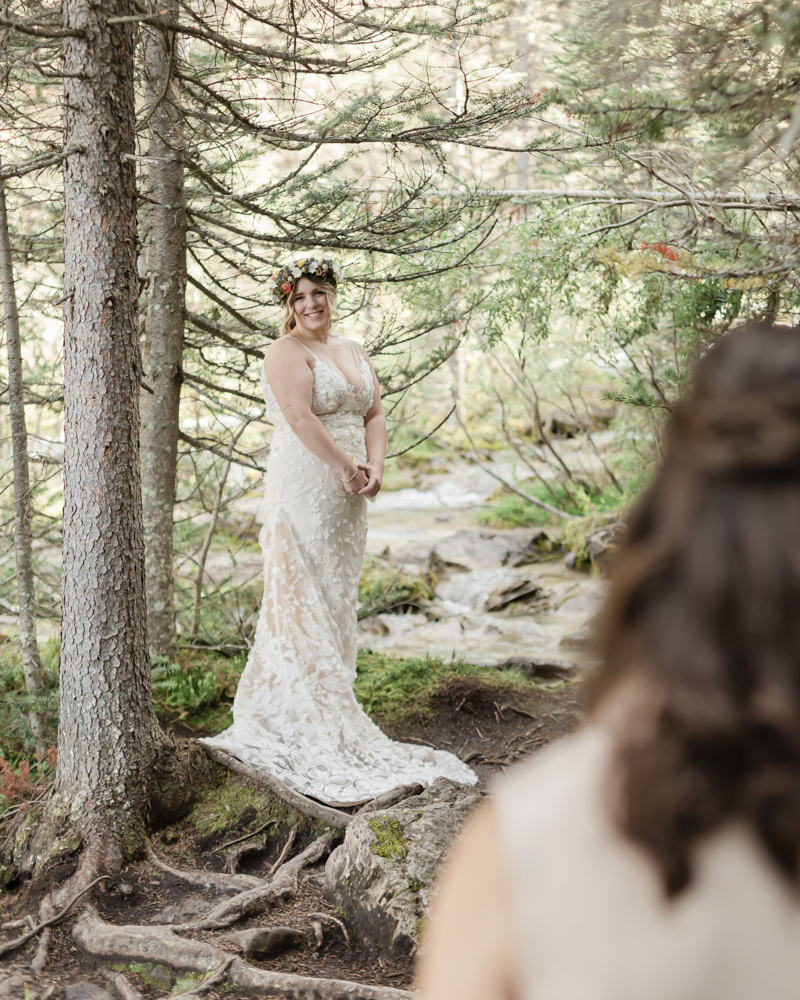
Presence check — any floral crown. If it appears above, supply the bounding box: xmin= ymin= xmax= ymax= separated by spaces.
xmin=270 ymin=256 xmax=344 ymax=306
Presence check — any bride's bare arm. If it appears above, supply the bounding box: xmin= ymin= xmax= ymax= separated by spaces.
xmin=360 ymin=350 xmax=386 ymax=499
xmin=264 ymin=338 xmax=368 ymax=493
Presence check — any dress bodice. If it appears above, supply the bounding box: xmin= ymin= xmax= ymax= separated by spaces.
xmin=261 ymin=339 xmax=374 ymax=435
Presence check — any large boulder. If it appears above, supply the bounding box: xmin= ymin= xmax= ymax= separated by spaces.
xmin=324 ymin=778 xmax=481 ymax=957
xmin=432 ymin=528 xmax=549 ymax=574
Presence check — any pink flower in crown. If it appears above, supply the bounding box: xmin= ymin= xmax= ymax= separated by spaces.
xmin=280 ymin=281 xmax=292 ymax=296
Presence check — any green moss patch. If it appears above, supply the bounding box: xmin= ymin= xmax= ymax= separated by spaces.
xmin=186 ymin=770 xmax=327 ymax=839
xmin=368 ymin=816 xmax=409 ymax=862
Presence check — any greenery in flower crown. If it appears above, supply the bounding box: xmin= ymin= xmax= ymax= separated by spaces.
xmin=270 ymin=257 xmax=344 ymax=305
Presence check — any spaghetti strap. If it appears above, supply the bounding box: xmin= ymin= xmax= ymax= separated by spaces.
xmin=291 ymin=337 xmax=318 ymax=363
xmin=348 ymin=340 xmax=363 ymax=394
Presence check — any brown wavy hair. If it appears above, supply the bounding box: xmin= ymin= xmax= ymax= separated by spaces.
xmin=590 ymin=322 xmax=800 ymax=896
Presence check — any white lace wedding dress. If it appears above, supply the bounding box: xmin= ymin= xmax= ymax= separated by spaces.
xmin=204 ymin=338 xmax=477 ymax=804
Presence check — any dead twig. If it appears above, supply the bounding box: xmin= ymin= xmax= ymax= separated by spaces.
xmin=216 ymin=818 xmax=277 ymax=852
xmin=310 ymin=912 xmax=351 ymax=947
xmin=0 ymin=875 xmax=109 ymax=958
xmin=268 ymin=824 xmax=298 ymax=876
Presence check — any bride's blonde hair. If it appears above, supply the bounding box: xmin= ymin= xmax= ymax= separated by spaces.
xmin=282 ymin=279 xmax=339 ymax=337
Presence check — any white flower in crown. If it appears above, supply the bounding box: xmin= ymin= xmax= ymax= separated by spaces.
xmin=290 ymin=266 xmax=302 ymax=278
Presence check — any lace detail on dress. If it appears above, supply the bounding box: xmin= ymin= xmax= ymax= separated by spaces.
xmin=206 ymin=340 xmax=477 ymax=803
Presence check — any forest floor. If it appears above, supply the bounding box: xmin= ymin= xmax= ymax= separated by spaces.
xmin=0 ymin=664 xmax=582 ymax=998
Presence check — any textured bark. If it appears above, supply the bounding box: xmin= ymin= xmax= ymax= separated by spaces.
xmin=140 ymin=0 xmax=186 ymax=660
xmin=0 ymin=177 xmax=45 ymax=745
xmin=57 ymin=0 xmax=170 ymax=874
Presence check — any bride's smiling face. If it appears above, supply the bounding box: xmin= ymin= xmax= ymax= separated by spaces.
xmin=292 ymin=277 xmax=330 ymax=336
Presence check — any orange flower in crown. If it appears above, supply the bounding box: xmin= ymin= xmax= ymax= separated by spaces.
xmin=270 ymin=256 xmax=344 ymax=305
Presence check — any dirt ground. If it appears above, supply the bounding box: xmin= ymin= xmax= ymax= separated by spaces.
xmin=0 ymin=676 xmax=582 ymax=997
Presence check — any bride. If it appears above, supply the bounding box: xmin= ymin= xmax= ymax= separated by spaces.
xmin=205 ymin=257 xmax=477 ymax=804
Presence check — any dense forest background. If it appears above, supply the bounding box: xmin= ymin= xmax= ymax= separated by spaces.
xmin=2 ymin=0 xmax=800 ymax=787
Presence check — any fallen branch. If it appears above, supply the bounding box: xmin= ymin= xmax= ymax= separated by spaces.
xmin=202 ymin=745 xmax=352 ymax=829
xmin=74 ymin=908 xmax=414 ymax=1000
xmin=168 ymin=832 xmax=336 ymax=932
xmin=0 ymin=875 xmax=108 ymax=958
xmin=147 ymin=849 xmax=262 ymax=893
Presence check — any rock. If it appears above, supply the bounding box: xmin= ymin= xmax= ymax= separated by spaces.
xmin=490 ymin=655 xmax=577 ymax=680
xmin=223 ymin=926 xmax=307 ymax=960
xmin=432 ymin=528 xmax=549 ymax=574
xmin=64 ymin=984 xmax=112 ymax=1000
xmin=324 ymin=777 xmax=481 ymax=958
xmin=484 ymin=578 xmax=543 ymax=613
xmin=564 ymin=550 xmax=579 ymax=570
xmin=358 ymin=615 xmax=390 ymax=637
xmin=149 ymin=897 xmax=215 ymax=924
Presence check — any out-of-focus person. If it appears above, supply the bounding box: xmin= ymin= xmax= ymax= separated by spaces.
xmin=418 ymin=323 xmax=800 ymax=1000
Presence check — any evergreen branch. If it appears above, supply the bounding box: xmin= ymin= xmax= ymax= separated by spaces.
xmin=186 ymin=274 xmax=259 ymax=330
xmin=184 ymin=311 xmax=267 ymax=358
xmin=182 ymin=371 xmax=263 ymax=405
xmin=178 ymin=430 xmax=264 ymax=472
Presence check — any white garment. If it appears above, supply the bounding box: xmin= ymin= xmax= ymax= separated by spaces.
xmin=203 ymin=338 xmax=477 ymax=804
xmin=493 ymin=726 xmax=800 ymax=1000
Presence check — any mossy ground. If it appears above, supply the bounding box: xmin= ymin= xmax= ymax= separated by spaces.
xmin=353 ymin=650 xmax=542 ymax=728
xmin=186 ymin=766 xmax=330 ymax=842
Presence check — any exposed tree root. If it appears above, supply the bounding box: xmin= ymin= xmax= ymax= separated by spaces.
xmin=203 ymin=747 xmax=352 ymax=829
xmin=224 ymin=926 xmax=309 ymax=961
xmin=166 ymin=831 xmax=336 ymax=932
xmin=30 ymin=927 xmax=50 ymax=974
xmin=0 ymin=875 xmax=108 ymax=958
xmin=226 ymin=837 xmax=271 ymax=874
xmin=356 ymin=785 xmax=423 ymax=815
xmin=147 ymin=848 xmax=263 ymax=893
xmin=74 ymin=908 xmax=415 ymax=999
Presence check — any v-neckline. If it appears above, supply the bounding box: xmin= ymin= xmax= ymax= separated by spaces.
xmin=307 ymin=345 xmax=365 ymax=397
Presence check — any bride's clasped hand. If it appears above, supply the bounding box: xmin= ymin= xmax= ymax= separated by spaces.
xmin=203 ymin=255 xmax=476 ymax=804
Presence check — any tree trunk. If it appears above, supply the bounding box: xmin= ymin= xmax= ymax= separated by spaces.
xmin=0 ymin=177 xmax=46 ymax=746
xmin=56 ymin=0 xmax=171 ymax=883
xmin=140 ymin=1 xmax=186 ymax=661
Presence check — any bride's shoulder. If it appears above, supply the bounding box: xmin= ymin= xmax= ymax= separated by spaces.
xmin=265 ymin=336 xmax=308 ymax=363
